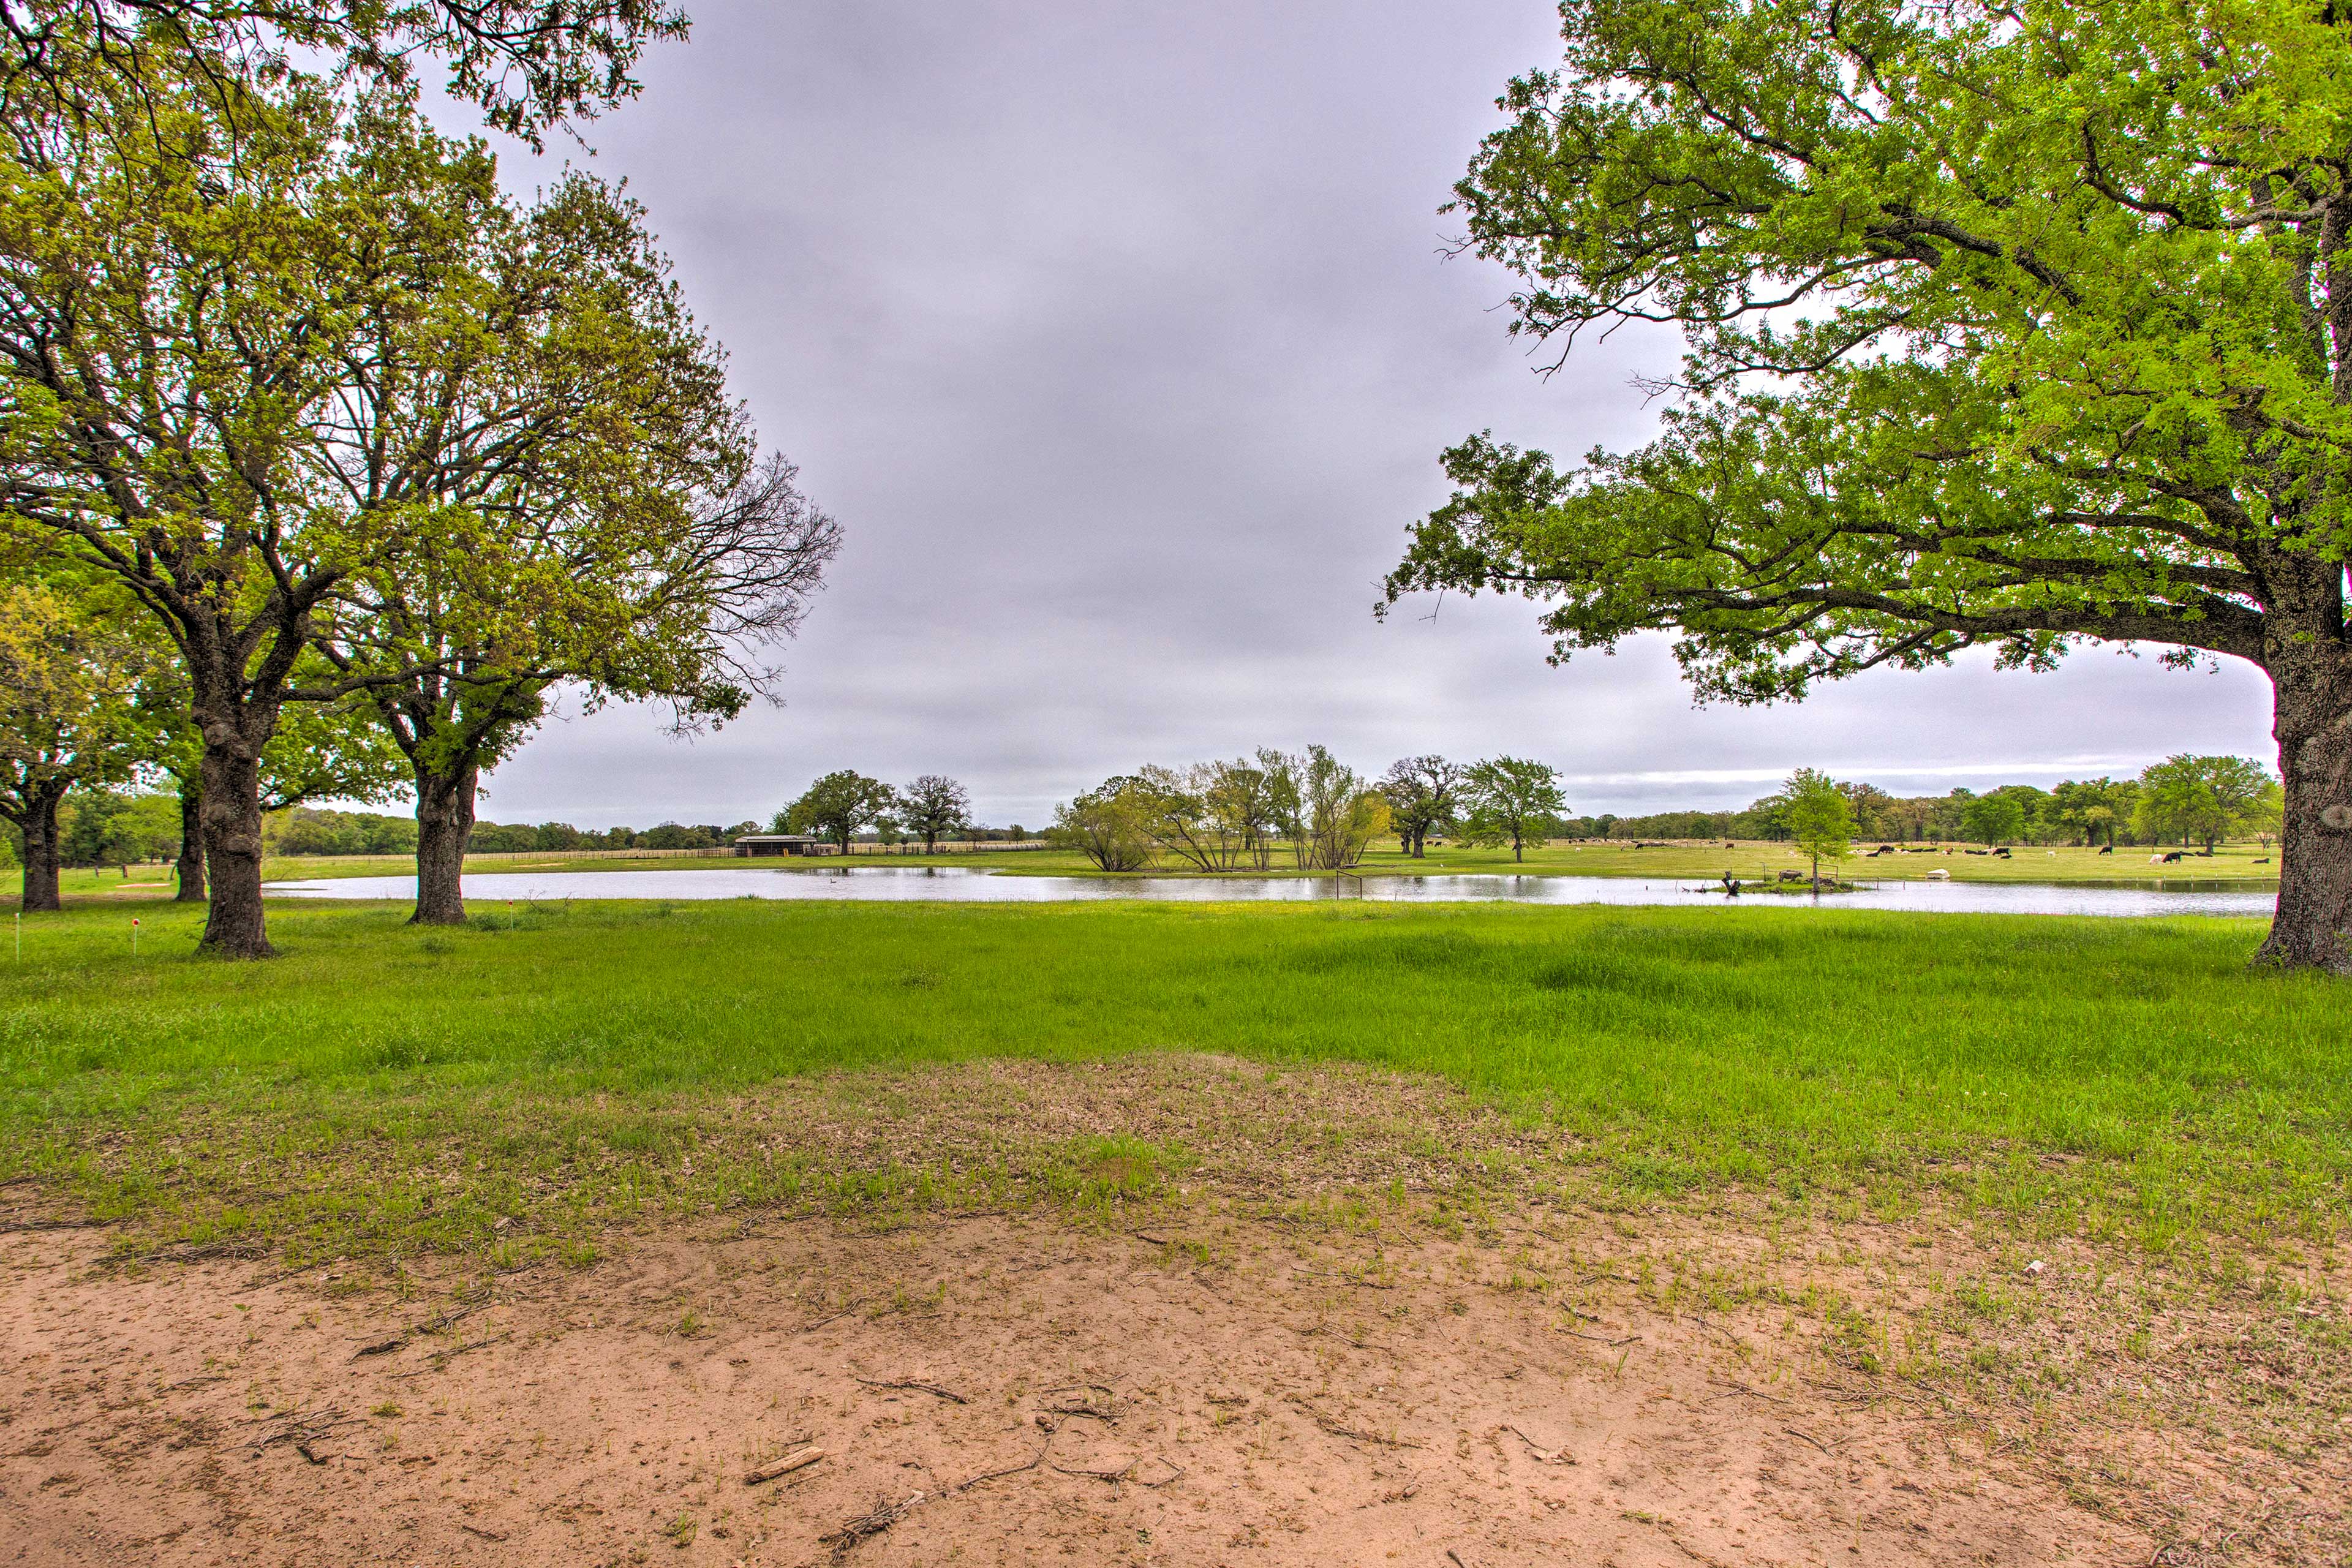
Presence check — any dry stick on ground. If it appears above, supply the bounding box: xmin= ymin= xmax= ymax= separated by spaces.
xmin=797 ymin=1296 xmax=874 ymax=1333
xmin=1500 ymin=1424 xmax=1575 ymax=1464
xmin=1708 ymin=1379 xmax=1789 ymax=1405
xmin=1782 ymin=1425 xmax=1837 ymax=1457
xmin=1037 ymin=1385 xmax=1120 ymax=1426
xmin=745 ymin=1447 xmax=827 ymax=1487
xmin=1050 ymin=1455 xmax=1185 ymax=1488
xmin=459 ymin=1525 xmax=508 ymax=1542
xmin=1562 ymin=1329 xmax=1642 ymax=1347
xmin=394 ymin=1332 xmax=512 ymax=1379
xmin=951 ymin=1442 xmax=1050 ymax=1492
xmin=1289 ymin=1398 xmax=1424 ymax=1450
xmin=247 ymin=1409 xmax=360 ymax=1459
xmin=854 ymin=1376 xmax=967 ymax=1404
xmin=353 ymin=1302 xmax=486 ymax=1359
xmin=821 ymin=1491 xmax=927 ymax=1561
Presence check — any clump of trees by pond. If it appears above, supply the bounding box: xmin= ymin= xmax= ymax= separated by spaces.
xmin=1046 ymin=750 xmax=1572 ymax=872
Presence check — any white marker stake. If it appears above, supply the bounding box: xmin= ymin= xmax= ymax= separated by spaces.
xmin=132 ymin=918 xmax=140 ymax=957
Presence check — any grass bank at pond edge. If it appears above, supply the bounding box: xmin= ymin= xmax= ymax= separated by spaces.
xmin=1 ymin=899 xmax=2340 ymax=1266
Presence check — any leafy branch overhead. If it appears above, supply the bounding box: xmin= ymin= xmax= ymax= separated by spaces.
xmin=0 ymin=0 xmax=690 ymax=144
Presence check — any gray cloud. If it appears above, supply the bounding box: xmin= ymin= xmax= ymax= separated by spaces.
xmin=451 ymin=0 xmax=2277 ymax=830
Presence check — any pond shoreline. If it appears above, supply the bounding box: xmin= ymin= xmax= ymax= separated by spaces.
xmin=264 ymin=864 xmax=2278 ymax=918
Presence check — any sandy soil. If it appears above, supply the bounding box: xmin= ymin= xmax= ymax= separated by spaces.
xmin=1 ymin=1210 xmax=2183 ymax=1568
xmin=4 ymin=1056 xmax=2344 ymax=1566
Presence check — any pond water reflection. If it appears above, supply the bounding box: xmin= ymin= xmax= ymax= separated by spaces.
xmin=265 ymin=865 xmax=2277 ymax=918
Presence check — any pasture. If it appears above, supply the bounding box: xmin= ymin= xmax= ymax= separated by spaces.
xmin=1 ymin=896 xmax=2339 ymax=1259
xmin=4 ymin=898 xmax=2344 ymax=1566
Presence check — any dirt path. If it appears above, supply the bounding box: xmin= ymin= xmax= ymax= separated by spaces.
xmin=2 ymin=1212 xmax=2162 ymax=1568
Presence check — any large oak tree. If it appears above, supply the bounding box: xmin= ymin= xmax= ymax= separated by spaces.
xmin=0 ymin=56 xmax=546 ymax=954
xmin=307 ymin=164 xmax=837 ymax=925
xmin=1387 ymin=0 xmax=2352 ymax=968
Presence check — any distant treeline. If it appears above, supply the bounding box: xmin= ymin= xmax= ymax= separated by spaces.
xmin=262 ymin=809 xmax=1034 ymax=858
xmin=7 ymin=758 xmax=2274 ymax=873
xmin=1586 ymin=767 xmax=2275 ymax=849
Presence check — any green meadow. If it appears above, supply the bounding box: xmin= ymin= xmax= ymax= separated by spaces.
xmin=3 ymin=897 xmax=2342 ymax=1267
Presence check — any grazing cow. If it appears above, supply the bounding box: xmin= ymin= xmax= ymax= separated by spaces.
xmin=2160 ymin=850 xmax=2187 ymax=864
xmin=2098 ymin=844 xmax=2113 ymax=855
xmin=2253 ymin=858 xmax=2271 ymax=865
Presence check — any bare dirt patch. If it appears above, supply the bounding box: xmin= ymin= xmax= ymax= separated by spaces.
xmin=3 ymin=1057 xmax=2346 ymax=1566
xmin=2 ymin=1215 xmax=2136 ymax=1568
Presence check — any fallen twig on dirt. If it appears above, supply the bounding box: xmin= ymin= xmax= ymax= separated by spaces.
xmin=248 ymin=1408 xmax=359 ymax=1458
xmin=1562 ymin=1328 xmax=1641 ymax=1347
xmin=394 ymin=1332 xmax=512 ymax=1378
xmin=0 ymin=1217 xmax=102 ymax=1234
xmin=1501 ymin=1423 xmax=1574 ymax=1464
xmin=855 ymin=1376 xmax=967 ymax=1404
xmin=1050 ymin=1454 xmax=1183 ymax=1488
xmin=352 ymin=1302 xmax=486 ymax=1360
xmin=1686 ymin=1313 xmax=1746 ymax=1348
xmin=745 ymin=1447 xmax=827 ymax=1486
xmin=796 ymin=1296 xmax=873 ymax=1332
xmin=821 ymin=1491 xmax=925 ymax=1560
xmin=1781 ymin=1425 xmax=1836 ymax=1457
xmin=1036 ymin=1384 xmax=1120 ymax=1427
xmin=459 ymin=1523 xmax=508 ymax=1542
xmin=951 ymin=1444 xmax=1047 ymax=1491
xmin=1289 ymin=1398 xmax=1423 ymax=1450
xmin=1707 ymin=1379 xmax=1787 ymax=1405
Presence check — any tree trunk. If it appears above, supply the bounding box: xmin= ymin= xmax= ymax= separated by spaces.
xmin=175 ymin=777 xmax=206 ymax=902
xmin=198 ymin=735 xmax=274 ymax=958
xmin=1411 ymin=829 xmax=1426 ymax=858
xmin=2258 ymin=655 xmax=2352 ymax=971
xmin=17 ymin=783 xmax=66 ymax=911
xmin=412 ymin=758 xmax=478 ymax=925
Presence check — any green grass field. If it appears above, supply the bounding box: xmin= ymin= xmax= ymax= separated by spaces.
xmin=24 ymin=835 xmax=2283 ymax=904
xmin=2 ymin=896 xmax=2340 ymax=1269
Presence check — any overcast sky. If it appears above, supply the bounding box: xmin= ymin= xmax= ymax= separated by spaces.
xmin=451 ymin=0 xmax=2275 ymax=831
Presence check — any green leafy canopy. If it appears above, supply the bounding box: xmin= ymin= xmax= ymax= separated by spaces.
xmin=1385 ymin=0 xmax=2352 ymax=700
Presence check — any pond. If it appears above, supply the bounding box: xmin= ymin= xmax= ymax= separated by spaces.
xmin=264 ymin=865 xmax=2278 ymax=918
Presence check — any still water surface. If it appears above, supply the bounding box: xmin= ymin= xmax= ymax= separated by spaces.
xmin=265 ymin=865 xmax=2276 ymax=918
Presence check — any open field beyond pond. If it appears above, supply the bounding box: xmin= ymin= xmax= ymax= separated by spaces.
xmin=3 ymin=900 xmax=2346 ymax=1565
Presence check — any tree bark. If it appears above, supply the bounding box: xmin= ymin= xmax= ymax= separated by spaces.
xmin=175 ymin=776 xmax=206 ymax=902
xmin=198 ymin=731 xmax=274 ymax=957
xmin=2258 ymin=651 xmax=2352 ymax=971
xmin=412 ymin=758 xmax=478 ymax=925
xmin=16 ymin=782 xmax=66 ymax=911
